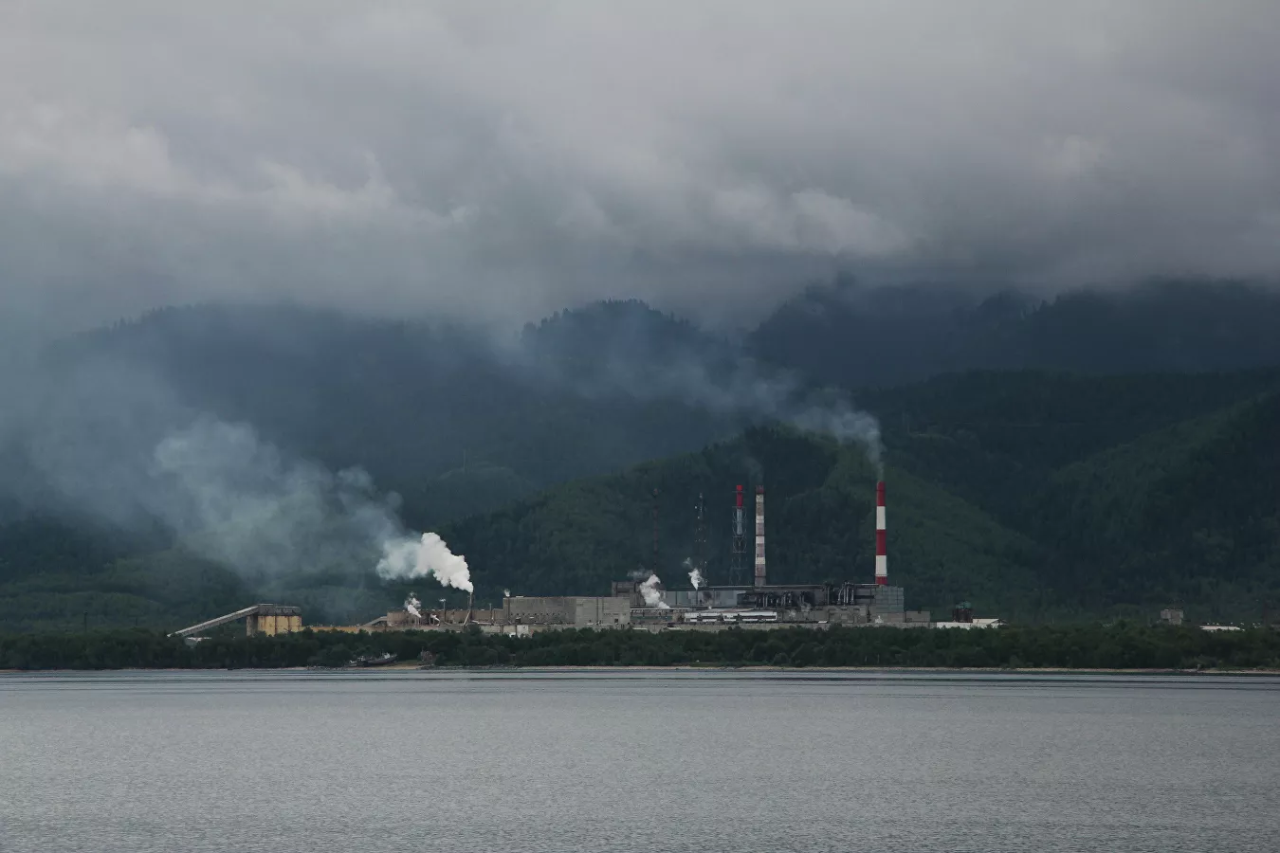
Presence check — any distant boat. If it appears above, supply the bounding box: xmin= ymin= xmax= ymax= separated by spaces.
xmin=348 ymin=652 xmax=398 ymax=668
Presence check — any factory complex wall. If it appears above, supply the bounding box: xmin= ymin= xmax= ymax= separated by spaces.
xmin=571 ymin=597 xmax=631 ymax=628
xmin=503 ymin=596 xmax=633 ymax=628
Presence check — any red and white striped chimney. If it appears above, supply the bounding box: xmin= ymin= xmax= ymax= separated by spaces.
xmin=875 ymin=481 xmax=888 ymax=585
xmin=754 ymin=486 xmax=766 ymax=588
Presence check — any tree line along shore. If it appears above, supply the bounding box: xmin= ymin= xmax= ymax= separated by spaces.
xmin=2 ymin=623 xmax=1279 ymax=672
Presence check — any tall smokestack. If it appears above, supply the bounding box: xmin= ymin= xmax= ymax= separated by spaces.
xmin=754 ymin=486 xmax=766 ymax=588
xmin=731 ymin=485 xmax=746 ymax=586
xmin=875 ymin=481 xmax=887 ymax=586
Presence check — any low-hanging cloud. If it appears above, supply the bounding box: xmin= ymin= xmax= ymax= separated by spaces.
xmin=3 ymin=1 xmax=1280 ymax=336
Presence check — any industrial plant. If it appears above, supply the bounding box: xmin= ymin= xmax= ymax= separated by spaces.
xmin=173 ymin=481 xmax=984 ymax=640
xmin=359 ymin=480 xmax=935 ymax=634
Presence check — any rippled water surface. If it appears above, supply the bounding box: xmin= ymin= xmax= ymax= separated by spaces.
xmin=2 ymin=670 xmax=1278 ymax=852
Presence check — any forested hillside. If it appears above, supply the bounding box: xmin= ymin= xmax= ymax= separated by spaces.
xmin=441 ymin=382 xmax=1280 ymax=623
xmin=438 ymin=426 xmax=1048 ymax=618
xmin=40 ymin=301 xmax=742 ymax=528
xmin=3 ymin=371 xmax=1277 ymax=629
xmin=750 ymin=277 xmax=1280 ymax=388
xmin=3 ymin=288 xmax=1280 ymax=631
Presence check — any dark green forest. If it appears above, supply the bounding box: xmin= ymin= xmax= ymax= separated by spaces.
xmin=2 ymin=284 xmax=1280 ymax=631
xmin=4 ymin=373 xmax=1279 ymax=630
xmin=751 ymin=276 xmax=1280 ymax=387
xmin=3 ymin=623 xmax=1279 ymax=671
xmin=440 ymin=375 xmax=1280 ymax=623
xmin=3 ymin=369 xmax=1277 ymax=630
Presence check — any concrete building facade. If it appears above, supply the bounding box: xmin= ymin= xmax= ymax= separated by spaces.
xmin=503 ymin=596 xmax=632 ymax=628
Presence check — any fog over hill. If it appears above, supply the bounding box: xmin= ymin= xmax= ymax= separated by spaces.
xmin=3 ymin=3 xmax=1280 ymax=337
xmin=3 ymin=3 xmax=1280 ymax=628
xmin=2 ymin=283 xmax=1280 ymax=628
xmin=751 ymin=277 xmax=1280 ymax=387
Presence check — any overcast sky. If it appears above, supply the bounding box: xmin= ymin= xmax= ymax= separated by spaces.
xmin=3 ymin=1 xmax=1279 ymax=334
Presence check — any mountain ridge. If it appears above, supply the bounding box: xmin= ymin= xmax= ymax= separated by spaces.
xmin=3 ymin=282 xmax=1280 ymax=629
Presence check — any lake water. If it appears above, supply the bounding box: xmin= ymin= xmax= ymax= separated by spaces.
xmin=1 ymin=670 xmax=1278 ymax=852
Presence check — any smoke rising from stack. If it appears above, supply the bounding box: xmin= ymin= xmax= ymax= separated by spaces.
xmin=10 ymin=398 xmax=471 ymax=599
xmin=377 ymin=532 xmax=473 ymax=592
xmin=155 ymin=419 xmax=473 ymax=594
xmin=146 ymin=418 xmax=411 ymax=582
xmin=543 ymin=341 xmax=884 ymax=473
xmin=639 ymin=573 xmax=670 ymax=609
xmin=0 ymin=290 xmax=883 ymax=614
xmin=790 ymin=397 xmax=883 ymax=477
xmin=688 ymin=564 xmax=705 ymax=590
xmin=404 ymin=594 xmax=422 ymax=620
xmin=682 ymin=556 xmax=704 ymax=589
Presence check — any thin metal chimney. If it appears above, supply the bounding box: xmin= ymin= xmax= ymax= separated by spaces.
xmin=875 ymin=481 xmax=888 ymax=586
xmin=754 ymin=486 xmax=767 ymax=588
xmin=731 ymin=485 xmax=746 ymax=586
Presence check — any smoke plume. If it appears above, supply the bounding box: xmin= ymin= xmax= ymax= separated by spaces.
xmin=146 ymin=418 xmax=408 ymax=581
xmin=683 ymin=556 xmax=705 ymax=590
xmin=789 ymin=396 xmax=884 ymax=476
xmin=156 ymin=420 xmax=475 ymax=594
xmin=639 ymin=573 xmax=670 ymax=609
xmin=545 ymin=344 xmax=886 ymax=472
xmin=404 ymin=594 xmax=422 ymax=620
xmin=18 ymin=408 xmax=472 ymax=598
xmin=376 ymin=532 xmax=474 ymax=593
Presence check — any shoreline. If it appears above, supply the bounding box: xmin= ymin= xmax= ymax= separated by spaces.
xmin=4 ymin=664 xmax=1279 ymax=676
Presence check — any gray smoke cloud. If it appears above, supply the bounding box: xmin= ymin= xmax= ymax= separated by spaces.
xmin=2 ymin=2 xmax=1280 ymax=339
xmin=149 ymin=418 xmax=402 ymax=580
xmin=535 ymin=341 xmax=884 ymax=471
xmin=147 ymin=418 xmax=468 ymax=592
xmin=0 ymin=306 xmax=877 ymax=606
xmin=1 ymin=350 xmax=456 ymax=593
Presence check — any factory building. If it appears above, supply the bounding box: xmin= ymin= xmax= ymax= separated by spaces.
xmin=170 ymin=604 xmax=304 ymax=639
xmin=502 ymin=595 xmax=632 ymax=628
xmin=634 ymin=480 xmax=930 ymax=628
xmin=176 ymin=476 xmax=940 ymax=642
xmin=366 ymin=607 xmax=504 ymax=631
xmin=651 ymin=582 xmax=926 ymax=626
xmin=362 ymin=596 xmax=631 ymax=632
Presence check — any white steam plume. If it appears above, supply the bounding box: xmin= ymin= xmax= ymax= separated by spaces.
xmin=639 ymin=573 xmax=670 ymax=609
xmin=376 ymin=531 xmax=473 ymax=592
xmin=683 ymin=556 xmax=704 ymax=590
xmin=405 ymin=593 xmax=422 ymax=619
xmin=36 ymin=415 xmax=475 ymax=601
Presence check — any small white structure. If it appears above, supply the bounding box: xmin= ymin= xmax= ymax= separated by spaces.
xmin=1200 ymin=625 xmax=1243 ymax=632
xmin=932 ymin=618 xmax=1003 ymax=630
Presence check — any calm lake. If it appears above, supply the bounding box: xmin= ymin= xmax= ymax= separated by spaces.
xmin=2 ymin=670 xmax=1278 ymax=852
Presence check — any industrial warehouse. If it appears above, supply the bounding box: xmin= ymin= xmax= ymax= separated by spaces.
xmin=171 ymin=480 xmax=993 ymax=640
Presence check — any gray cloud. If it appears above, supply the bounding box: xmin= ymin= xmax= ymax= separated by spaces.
xmin=3 ymin=1 xmax=1279 ymax=335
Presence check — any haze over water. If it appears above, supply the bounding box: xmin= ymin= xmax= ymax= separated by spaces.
xmin=2 ymin=671 xmax=1278 ymax=853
